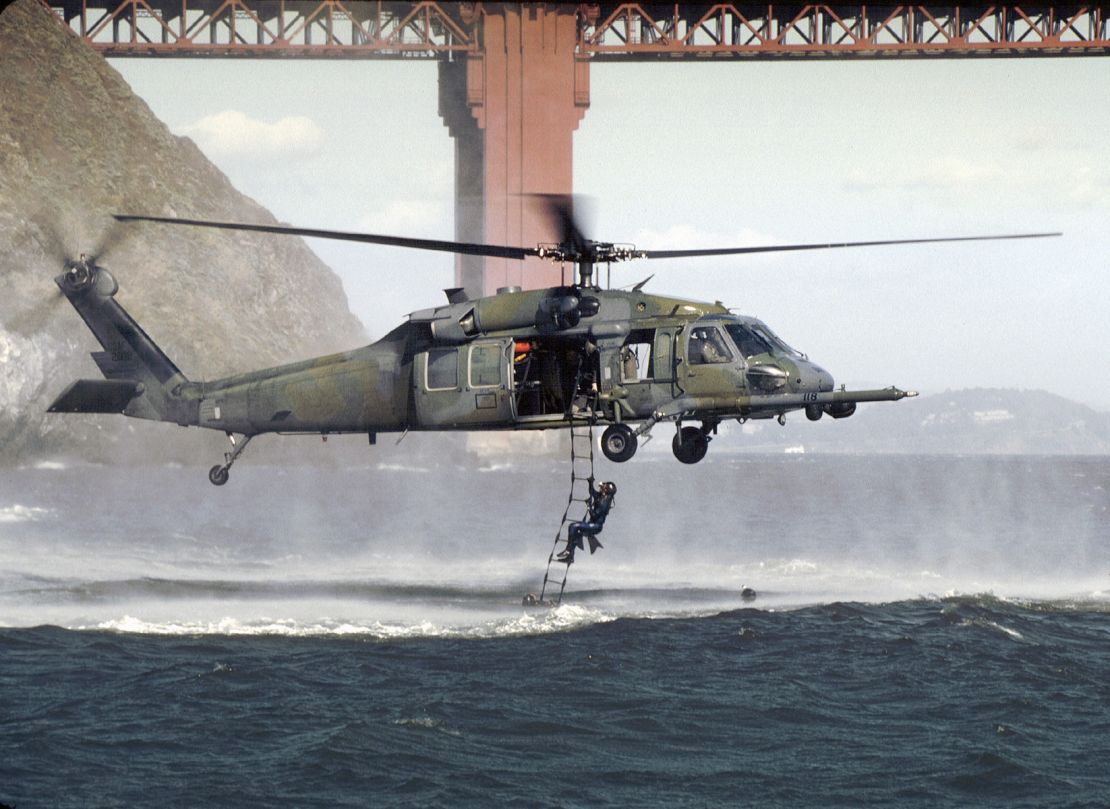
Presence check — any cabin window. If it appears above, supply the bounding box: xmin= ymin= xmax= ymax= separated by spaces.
xmin=621 ymin=329 xmax=655 ymax=382
xmin=688 ymin=327 xmax=733 ymax=365
xmin=469 ymin=343 xmax=503 ymax=388
xmin=426 ymin=348 xmax=459 ymax=390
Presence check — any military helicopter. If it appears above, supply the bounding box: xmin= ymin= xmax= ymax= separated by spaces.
xmin=47 ymin=198 xmax=1057 ymax=485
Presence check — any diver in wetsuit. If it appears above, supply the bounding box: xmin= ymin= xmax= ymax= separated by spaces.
xmin=556 ymin=479 xmax=616 ymax=564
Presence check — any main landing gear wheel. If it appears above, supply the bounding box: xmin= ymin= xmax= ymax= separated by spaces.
xmin=207 ymin=433 xmax=254 ymax=486
xmin=672 ymin=426 xmax=709 ymax=465
xmin=600 ymin=423 xmax=638 ymax=463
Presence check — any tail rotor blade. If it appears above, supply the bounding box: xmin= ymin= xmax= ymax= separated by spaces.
xmin=34 ymin=217 xmax=75 ymax=266
xmin=88 ymin=217 xmax=128 ymax=265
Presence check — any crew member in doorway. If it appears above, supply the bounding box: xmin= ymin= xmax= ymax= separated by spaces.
xmin=557 ymin=479 xmax=616 ymax=564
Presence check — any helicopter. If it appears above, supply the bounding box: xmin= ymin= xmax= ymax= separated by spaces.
xmin=47 ymin=197 xmax=1058 ymax=485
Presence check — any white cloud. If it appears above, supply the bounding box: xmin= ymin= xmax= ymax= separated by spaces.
xmin=845 ymin=156 xmax=1007 ymax=192
xmin=180 ymin=110 xmax=325 ymax=159
xmin=843 ymin=155 xmax=1110 ymax=211
xmin=1013 ymin=125 xmax=1088 ymax=152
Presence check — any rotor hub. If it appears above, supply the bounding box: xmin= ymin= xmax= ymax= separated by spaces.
xmin=62 ymin=256 xmax=95 ymax=292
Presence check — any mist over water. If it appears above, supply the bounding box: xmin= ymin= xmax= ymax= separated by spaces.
xmin=1 ymin=452 xmax=1107 ymax=633
xmin=4 ymin=452 xmax=1110 ymax=808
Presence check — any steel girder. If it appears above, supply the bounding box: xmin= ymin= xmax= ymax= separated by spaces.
xmin=40 ymin=2 xmax=1110 ymax=58
xmin=581 ymin=4 xmax=1110 ymax=58
xmin=40 ymin=1 xmax=479 ymax=57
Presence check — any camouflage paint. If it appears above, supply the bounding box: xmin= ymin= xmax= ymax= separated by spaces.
xmin=50 ymin=266 xmax=914 ymax=465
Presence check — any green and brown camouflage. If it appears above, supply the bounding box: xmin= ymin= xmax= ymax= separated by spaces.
xmin=50 ymin=205 xmax=1055 ymax=482
xmin=48 ymin=257 xmax=915 ymax=482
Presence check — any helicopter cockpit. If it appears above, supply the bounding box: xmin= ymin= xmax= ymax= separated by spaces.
xmin=722 ymin=320 xmax=804 ymax=360
xmin=685 ymin=315 xmax=834 ymax=396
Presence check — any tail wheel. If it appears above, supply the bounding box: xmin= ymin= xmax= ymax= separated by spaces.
xmin=600 ymin=423 xmax=638 ymax=463
xmin=208 ymin=465 xmax=230 ymax=486
xmin=672 ymin=426 xmax=709 ymax=464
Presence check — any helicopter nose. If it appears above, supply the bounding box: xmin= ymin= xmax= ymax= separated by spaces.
xmin=795 ymin=360 xmax=834 ymax=393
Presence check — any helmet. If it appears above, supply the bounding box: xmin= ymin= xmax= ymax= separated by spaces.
xmin=601 ymin=481 xmax=617 ymax=495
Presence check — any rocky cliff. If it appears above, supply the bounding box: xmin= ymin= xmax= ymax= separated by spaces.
xmin=0 ymin=0 xmax=365 ymax=464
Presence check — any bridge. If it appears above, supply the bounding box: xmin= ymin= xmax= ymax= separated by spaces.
xmin=44 ymin=1 xmax=1110 ymax=295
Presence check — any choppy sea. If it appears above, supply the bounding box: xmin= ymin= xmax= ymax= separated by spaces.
xmin=1 ymin=451 xmax=1108 ymax=807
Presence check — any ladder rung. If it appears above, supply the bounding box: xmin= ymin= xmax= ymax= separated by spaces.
xmin=541 ymin=425 xmax=594 ymax=605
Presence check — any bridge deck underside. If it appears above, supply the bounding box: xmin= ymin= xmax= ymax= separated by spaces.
xmin=45 ymin=2 xmax=1110 ymax=58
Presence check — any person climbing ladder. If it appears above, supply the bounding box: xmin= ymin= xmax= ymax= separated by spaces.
xmin=556 ymin=478 xmax=616 ymax=564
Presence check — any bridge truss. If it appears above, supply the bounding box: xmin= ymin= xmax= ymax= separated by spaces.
xmin=42 ymin=2 xmax=1110 ymax=58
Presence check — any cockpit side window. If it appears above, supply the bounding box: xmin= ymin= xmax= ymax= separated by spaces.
xmin=688 ymin=327 xmax=733 ymax=365
xmin=725 ymin=324 xmax=773 ymax=359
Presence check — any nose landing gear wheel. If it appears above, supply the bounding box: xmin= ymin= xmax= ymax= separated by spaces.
xmin=208 ymin=465 xmax=230 ymax=486
xmin=600 ymin=423 xmax=638 ymax=463
xmin=672 ymin=426 xmax=709 ymax=464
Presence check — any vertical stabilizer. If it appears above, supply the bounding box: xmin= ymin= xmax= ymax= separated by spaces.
xmin=48 ymin=260 xmax=196 ymax=425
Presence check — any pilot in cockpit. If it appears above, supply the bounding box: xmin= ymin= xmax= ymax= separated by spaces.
xmin=690 ymin=327 xmax=730 ymax=364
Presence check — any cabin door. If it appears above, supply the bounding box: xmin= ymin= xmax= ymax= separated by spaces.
xmin=611 ymin=327 xmax=681 ymax=420
xmin=414 ymin=339 xmax=514 ymax=427
xmin=653 ymin=327 xmax=677 ymax=395
xmin=683 ymin=324 xmax=743 ymax=398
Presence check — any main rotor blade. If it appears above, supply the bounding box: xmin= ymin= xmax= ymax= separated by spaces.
xmin=639 ymin=232 xmax=1062 ymax=260
xmin=113 ymin=214 xmax=538 ymax=261
xmin=89 ymin=217 xmax=129 ymax=265
xmin=531 ymin=194 xmax=590 ymax=253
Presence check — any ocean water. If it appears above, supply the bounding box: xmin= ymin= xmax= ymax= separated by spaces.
xmin=1 ymin=452 xmax=1108 ymax=807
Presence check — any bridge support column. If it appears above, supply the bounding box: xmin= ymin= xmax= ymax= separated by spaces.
xmin=439 ymin=4 xmax=589 ymax=298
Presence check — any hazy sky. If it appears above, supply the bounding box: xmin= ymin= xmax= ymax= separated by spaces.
xmin=112 ymin=56 xmax=1110 ymax=408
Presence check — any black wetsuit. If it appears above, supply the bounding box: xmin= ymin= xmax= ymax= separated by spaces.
xmin=564 ymin=481 xmax=613 ymax=560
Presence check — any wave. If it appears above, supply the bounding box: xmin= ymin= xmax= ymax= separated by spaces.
xmin=0 ymin=504 xmax=53 ymax=523
xmin=5 ymin=580 xmax=1106 ymax=640
xmin=82 ymin=602 xmax=613 ymax=639
xmin=7 ymin=576 xmax=547 ymax=603
xmin=32 ymin=460 xmax=69 ymax=470
xmin=7 ymin=571 xmax=1110 ymax=610
xmin=374 ymin=462 xmax=432 ymax=473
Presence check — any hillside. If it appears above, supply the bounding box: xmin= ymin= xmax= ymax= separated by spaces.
xmin=0 ymin=0 xmax=365 ymax=464
xmin=723 ymin=388 xmax=1110 ymax=455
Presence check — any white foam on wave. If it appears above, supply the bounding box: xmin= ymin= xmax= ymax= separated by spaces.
xmin=393 ymin=717 xmax=462 ymax=737
xmin=981 ymin=619 xmax=1025 ymax=641
xmin=32 ymin=461 xmax=68 ymax=471
xmin=487 ymin=603 xmax=613 ymax=636
xmin=374 ymin=462 xmax=431 ymax=473
xmin=84 ymin=603 xmax=615 ymax=639
xmin=0 ymin=504 xmax=52 ymax=523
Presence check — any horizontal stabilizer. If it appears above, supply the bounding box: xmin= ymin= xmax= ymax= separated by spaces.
xmin=48 ymin=379 xmax=143 ymax=414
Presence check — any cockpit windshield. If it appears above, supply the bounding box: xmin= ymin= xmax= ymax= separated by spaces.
xmin=725 ymin=323 xmax=804 ymax=359
xmin=757 ymin=325 xmax=805 ymax=358
xmin=725 ymin=324 xmax=773 ymax=358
